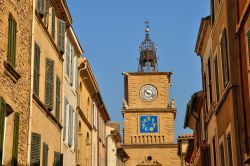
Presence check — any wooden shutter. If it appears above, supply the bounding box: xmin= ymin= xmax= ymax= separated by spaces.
xmin=7 ymin=13 xmax=17 ymax=67
xmin=74 ymin=112 xmax=78 ymax=150
xmin=42 ymin=143 xmax=48 ymax=166
xmin=75 ymin=56 xmax=78 ymax=90
xmin=54 ymin=152 xmax=63 ymax=166
xmin=57 ymin=19 xmax=65 ymax=53
xmin=247 ymin=29 xmax=250 ymax=67
xmin=55 ymin=76 xmax=60 ymax=121
xmin=66 ymin=41 xmax=70 ymax=77
xmin=36 ymin=0 xmax=45 ymax=15
xmin=51 ymin=8 xmax=56 ymax=40
xmin=30 ymin=133 xmax=41 ymax=166
xmin=33 ymin=43 xmax=41 ymax=96
xmin=214 ymin=56 xmax=220 ymax=102
xmin=68 ymin=106 xmax=72 ymax=147
xmin=0 ymin=97 xmax=6 ymax=164
xmin=63 ymin=97 xmax=67 ymax=140
xmin=11 ymin=112 xmax=20 ymax=166
xmin=221 ymin=28 xmax=229 ymax=87
xmin=44 ymin=0 xmax=50 ymax=28
xmin=227 ymin=134 xmax=233 ymax=166
xmin=45 ymin=58 xmax=54 ymax=110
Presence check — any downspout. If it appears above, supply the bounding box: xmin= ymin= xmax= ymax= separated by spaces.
xmin=26 ymin=0 xmax=36 ymax=164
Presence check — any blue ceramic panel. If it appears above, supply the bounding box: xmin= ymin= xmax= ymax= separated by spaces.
xmin=140 ymin=115 xmax=158 ymax=133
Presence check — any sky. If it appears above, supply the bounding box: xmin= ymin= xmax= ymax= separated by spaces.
xmin=67 ymin=0 xmax=210 ymax=140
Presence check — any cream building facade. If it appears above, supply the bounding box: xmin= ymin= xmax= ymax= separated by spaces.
xmin=28 ymin=0 xmax=72 ymax=165
xmin=0 ymin=0 xmax=33 ymax=165
xmin=122 ymin=25 xmax=180 ymax=166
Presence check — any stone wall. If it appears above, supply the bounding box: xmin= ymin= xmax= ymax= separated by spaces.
xmin=0 ymin=0 xmax=33 ymax=165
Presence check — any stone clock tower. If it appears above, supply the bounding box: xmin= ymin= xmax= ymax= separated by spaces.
xmin=122 ymin=22 xmax=180 ymax=166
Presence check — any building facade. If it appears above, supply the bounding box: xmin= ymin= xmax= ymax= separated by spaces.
xmin=185 ymin=0 xmax=250 ymax=165
xmin=0 ymin=0 xmax=33 ymax=165
xmin=122 ymin=24 xmax=180 ymax=166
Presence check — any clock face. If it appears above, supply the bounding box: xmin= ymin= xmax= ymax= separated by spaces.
xmin=139 ymin=84 xmax=157 ymax=102
xmin=140 ymin=115 xmax=158 ymax=133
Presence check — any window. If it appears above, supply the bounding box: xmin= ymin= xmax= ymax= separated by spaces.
xmin=54 ymin=152 xmax=63 ymax=166
xmin=30 ymin=132 xmax=41 ymax=166
xmin=212 ymin=137 xmax=217 ymax=166
xmin=74 ymin=112 xmax=78 ymax=150
xmin=220 ymin=143 xmax=225 ymax=166
xmin=45 ymin=58 xmax=54 ymax=110
xmin=214 ymin=56 xmax=220 ymax=102
xmin=57 ymin=19 xmax=65 ymax=53
xmin=33 ymin=43 xmax=41 ymax=96
xmin=51 ymin=8 xmax=56 ymax=40
xmin=0 ymin=97 xmax=6 ymax=165
xmin=11 ymin=112 xmax=20 ymax=166
xmin=93 ymin=102 xmax=97 ymax=128
xmin=70 ymin=48 xmax=74 ymax=84
xmin=208 ymin=58 xmax=213 ymax=104
xmin=63 ymin=98 xmax=68 ymax=141
xmin=227 ymin=133 xmax=233 ymax=166
xmin=221 ymin=28 xmax=229 ymax=87
xmin=247 ymin=28 xmax=250 ymax=68
xmin=66 ymin=41 xmax=70 ymax=77
xmin=42 ymin=143 xmax=48 ymax=166
xmin=36 ymin=0 xmax=46 ymax=15
xmin=7 ymin=13 xmax=17 ymax=67
xmin=204 ymin=74 xmax=209 ymax=112
xmin=68 ymin=106 xmax=73 ymax=147
xmin=55 ymin=76 xmax=60 ymax=121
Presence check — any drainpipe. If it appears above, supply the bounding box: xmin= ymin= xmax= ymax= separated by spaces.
xmin=106 ymin=130 xmax=118 ymax=166
xmin=26 ymin=0 xmax=36 ymax=165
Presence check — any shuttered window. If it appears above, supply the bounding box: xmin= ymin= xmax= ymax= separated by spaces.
xmin=55 ymin=76 xmax=60 ymax=121
xmin=212 ymin=137 xmax=217 ymax=166
xmin=70 ymin=48 xmax=74 ymax=84
xmin=68 ymin=106 xmax=73 ymax=147
xmin=208 ymin=58 xmax=213 ymax=104
xmin=63 ymin=97 xmax=68 ymax=141
xmin=214 ymin=56 xmax=220 ymax=102
xmin=57 ymin=19 xmax=65 ymax=53
xmin=51 ymin=8 xmax=56 ymax=40
xmin=211 ymin=0 xmax=215 ymax=25
xmin=7 ymin=13 xmax=17 ymax=67
xmin=66 ymin=41 xmax=70 ymax=77
xmin=44 ymin=0 xmax=50 ymax=28
xmin=220 ymin=143 xmax=225 ymax=166
xmin=30 ymin=132 xmax=41 ymax=166
xmin=11 ymin=112 xmax=20 ymax=166
xmin=74 ymin=56 xmax=78 ymax=90
xmin=36 ymin=0 xmax=46 ymax=15
xmin=45 ymin=58 xmax=54 ymax=110
xmin=0 ymin=97 xmax=6 ymax=164
xmin=221 ymin=28 xmax=229 ymax=87
xmin=74 ymin=112 xmax=78 ymax=150
xmin=54 ymin=152 xmax=63 ymax=166
xmin=247 ymin=28 xmax=250 ymax=67
xmin=42 ymin=143 xmax=48 ymax=166
xmin=33 ymin=43 xmax=41 ymax=96
xmin=227 ymin=134 xmax=233 ymax=166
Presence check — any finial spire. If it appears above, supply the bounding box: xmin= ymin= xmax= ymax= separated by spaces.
xmin=138 ymin=21 xmax=158 ymax=72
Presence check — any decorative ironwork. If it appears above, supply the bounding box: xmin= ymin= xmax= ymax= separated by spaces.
xmin=138 ymin=21 xmax=158 ymax=72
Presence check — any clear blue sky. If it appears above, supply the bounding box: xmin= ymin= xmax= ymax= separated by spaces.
xmin=67 ymin=0 xmax=210 ymax=140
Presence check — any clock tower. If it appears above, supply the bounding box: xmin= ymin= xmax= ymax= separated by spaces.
xmin=122 ymin=22 xmax=180 ymax=166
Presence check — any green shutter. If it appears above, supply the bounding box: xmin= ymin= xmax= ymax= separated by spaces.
xmin=0 ymin=97 xmax=6 ymax=164
xmin=54 ymin=152 xmax=63 ymax=166
xmin=57 ymin=19 xmax=65 ymax=53
xmin=42 ymin=142 xmax=48 ymax=166
xmin=33 ymin=43 xmax=40 ymax=96
xmin=63 ymin=97 xmax=67 ymax=141
xmin=11 ymin=112 xmax=20 ymax=166
xmin=247 ymin=29 xmax=250 ymax=67
xmin=51 ymin=8 xmax=56 ymax=40
xmin=7 ymin=13 xmax=17 ymax=67
xmin=30 ymin=132 xmax=41 ymax=166
xmin=55 ymin=76 xmax=60 ymax=121
xmin=45 ymin=58 xmax=54 ymax=110
xmin=221 ymin=28 xmax=229 ymax=87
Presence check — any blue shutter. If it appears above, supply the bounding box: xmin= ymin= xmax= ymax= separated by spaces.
xmin=0 ymin=97 xmax=6 ymax=164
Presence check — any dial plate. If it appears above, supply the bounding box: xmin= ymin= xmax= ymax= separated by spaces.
xmin=139 ymin=84 xmax=158 ymax=102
